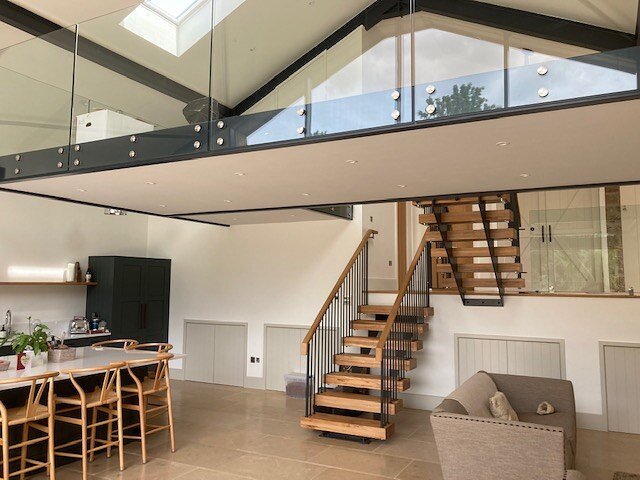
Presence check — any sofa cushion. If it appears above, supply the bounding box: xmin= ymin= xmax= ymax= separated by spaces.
xmin=519 ymin=412 xmax=576 ymax=468
xmin=447 ymin=371 xmax=498 ymax=418
xmin=489 ymin=391 xmax=519 ymax=421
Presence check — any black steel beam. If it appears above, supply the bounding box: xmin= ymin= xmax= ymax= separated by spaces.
xmin=234 ymin=0 xmax=410 ymax=114
xmin=415 ymin=0 xmax=635 ymax=52
xmin=0 ymin=1 xmax=216 ymax=106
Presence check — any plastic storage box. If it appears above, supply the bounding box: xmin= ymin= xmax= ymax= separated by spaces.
xmin=284 ymin=372 xmax=307 ymax=398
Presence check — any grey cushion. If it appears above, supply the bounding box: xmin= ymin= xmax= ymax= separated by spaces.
xmin=446 ymin=371 xmax=497 ymax=418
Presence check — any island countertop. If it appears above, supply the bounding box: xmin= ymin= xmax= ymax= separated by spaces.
xmin=0 ymin=347 xmax=184 ymax=390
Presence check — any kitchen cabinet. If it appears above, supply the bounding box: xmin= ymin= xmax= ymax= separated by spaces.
xmin=86 ymin=256 xmax=170 ymax=343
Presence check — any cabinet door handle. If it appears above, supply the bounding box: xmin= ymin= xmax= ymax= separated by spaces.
xmin=541 ymin=225 xmax=545 ymax=243
xmin=139 ymin=304 xmax=144 ymax=329
xmin=548 ymin=225 xmax=552 ymax=243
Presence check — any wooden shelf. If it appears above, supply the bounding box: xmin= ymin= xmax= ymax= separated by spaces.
xmin=0 ymin=282 xmax=97 ymax=286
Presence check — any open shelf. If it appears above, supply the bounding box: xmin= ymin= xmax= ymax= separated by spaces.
xmin=0 ymin=282 xmax=97 ymax=286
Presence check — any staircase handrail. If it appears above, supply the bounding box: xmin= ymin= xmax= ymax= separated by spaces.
xmin=301 ymin=229 xmax=377 ymax=355
xmin=375 ymin=228 xmax=431 ymax=360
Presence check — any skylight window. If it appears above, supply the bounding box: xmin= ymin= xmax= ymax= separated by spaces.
xmin=146 ymin=0 xmax=203 ymax=23
xmin=121 ymin=0 xmax=211 ymax=57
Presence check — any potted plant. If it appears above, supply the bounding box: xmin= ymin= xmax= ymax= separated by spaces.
xmin=11 ymin=322 xmax=50 ymax=370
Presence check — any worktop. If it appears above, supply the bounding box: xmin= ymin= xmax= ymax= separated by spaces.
xmin=0 ymin=346 xmax=184 ymax=389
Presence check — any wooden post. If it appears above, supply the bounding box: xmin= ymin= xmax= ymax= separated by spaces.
xmin=397 ymin=202 xmax=407 ymax=286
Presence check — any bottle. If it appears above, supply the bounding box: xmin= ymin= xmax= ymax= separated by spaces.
xmin=0 ymin=325 xmax=6 ymax=340
xmin=98 ymin=318 xmax=107 ymax=332
xmin=85 ymin=268 xmax=93 ymax=283
xmin=90 ymin=313 xmax=100 ymax=332
xmin=74 ymin=262 xmax=82 ymax=283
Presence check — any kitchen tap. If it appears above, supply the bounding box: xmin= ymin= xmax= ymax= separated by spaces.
xmin=4 ymin=310 xmax=11 ymax=335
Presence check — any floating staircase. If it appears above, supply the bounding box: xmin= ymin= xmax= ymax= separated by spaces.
xmin=416 ymin=193 xmax=524 ymax=306
xmin=300 ymin=229 xmax=433 ymax=441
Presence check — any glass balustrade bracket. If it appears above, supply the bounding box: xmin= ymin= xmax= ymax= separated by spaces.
xmin=0 ymin=147 xmax=70 ymax=182
xmin=68 ymin=124 xmax=209 ymax=173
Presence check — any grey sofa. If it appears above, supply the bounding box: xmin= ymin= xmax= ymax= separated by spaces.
xmin=431 ymin=371 xmax=584 ymax=480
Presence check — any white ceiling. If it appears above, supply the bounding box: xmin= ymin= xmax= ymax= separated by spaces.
xmin=9 ymin=0 xmax=637 ymax=35
xmin=479 ymin=0 xmax=639 ymax=34
xmin=8 ymin=0 xmax=143 ymax=27
xmin=0 ymin=22 xmax=32 ymax=50
xmin=183 ymin=208 xmax=344 ymax=226
xmin=3 ymin=98 xmax=640 ymax=216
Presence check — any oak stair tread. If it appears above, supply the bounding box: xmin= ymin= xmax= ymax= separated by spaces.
xmin=432 ymin=246 xmax=519 ymax=258
xmin=351 ymin=319 xmax=427 ymax=335
xmin=441 ymin=277 xmax=525 ymax=288
xmin=420 ymin=210 xmax=513 ymax=225
xmin=300 ymin=413 xmax=394 ymax=440
xmin=424 ymin=228 xmax=517 ymax=242
xmin=325 ymin=372 xmax=410 ymax=391
xmin=314 ymin=391 xmax=403 ymax=415
xmin=358 ymin=305 xmax=434 ymax=317
xmin=436 ymin=263 xmax=523 ymax=273
xmin=334 ymin=353 xmax=417 ymax=371
xmin=415 ymin=194 xmax=510 ymax=207
xmin=344 ymin=336 xmax=423 ymax=351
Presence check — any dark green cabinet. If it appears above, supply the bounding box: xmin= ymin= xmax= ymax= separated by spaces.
xmin=86 ymin=256 xmax=171 ymax=343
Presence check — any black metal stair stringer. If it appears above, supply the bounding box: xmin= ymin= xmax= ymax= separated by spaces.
xmin=479 ymin=200 xmax=504 ymax=307
xmin=432 ymin=204 xmax=467 ymax=305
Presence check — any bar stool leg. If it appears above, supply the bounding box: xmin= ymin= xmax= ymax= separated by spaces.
xmin=47 ymin=409 xmax=56 ymax=480
xmin=19 ymin=423 xmax=28 ymax=480
xmin=80 ymin=407 xmax=89 ymax=480
xmin=116 ymin=372 xmax=124 ymax=472
xmin=89 ymin=407 xmax=98 ymax=462
xmin=2 ymin=421 xmax=10 ymax=480
xmin=138 ymin=392 xmax=147 ymax=464
xmin=106 ymin=408 xmax=113 ymax=459
xmin=166 ymin=385 xmax=176 ymax=453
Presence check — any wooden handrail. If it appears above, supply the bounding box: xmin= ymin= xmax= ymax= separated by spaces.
xmin=375 ymin=228 xmax=432 ymax=360
xmin=301 ymin=229 xmax=377 ymax=355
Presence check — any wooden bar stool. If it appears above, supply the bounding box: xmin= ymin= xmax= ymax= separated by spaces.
xmin=92 ymin=339 xmax=139 ymax=350
xmin=124 ymin=343 xmax=172 ymax=353
xmin=0 ymin=372 xmax=58 ymax=480
xmin=54 ymin=363 xmax=125 ymax=480
xmin=119 ymin=354 xmax=175 ymax=464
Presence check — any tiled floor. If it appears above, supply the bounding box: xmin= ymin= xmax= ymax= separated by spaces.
xmin=45 ymin=380 xmax=640 ymax=479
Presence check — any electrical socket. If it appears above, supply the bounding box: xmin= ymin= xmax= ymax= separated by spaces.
xmin=250 ymin=357 xmax=256 ymax=363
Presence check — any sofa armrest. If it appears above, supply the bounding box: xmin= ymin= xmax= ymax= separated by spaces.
xmin=488 ymin=373 xmax=576 ymax=415
xmin=431 ymin=412 xmax=567 ymax=480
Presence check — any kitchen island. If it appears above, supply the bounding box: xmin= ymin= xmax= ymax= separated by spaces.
xmin=0 ymin=347 xmax=182 ymax=475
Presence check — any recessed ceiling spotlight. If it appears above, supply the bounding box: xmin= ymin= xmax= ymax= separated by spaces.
xmin=159 ymin=204 xmax=167 ymax=208
xmin=397 ymin=184 xmax=407 ymax=188
xmin=345 ymin=160 xmax=358 ymax=165
xmin=519 ymin=173 xmax=530 ymax=178
xmin=496 ymin=141 xmax=510 ymax=147
xmin=145 ymin=181 xmax=156 ymax=185
xmin=290 ymin=214 xmax=296 ymax=217
xmin=76 ymin=188 xmax=87 ymax=193
xmin=302 ymin=193 xmax=311 ymax=196
xmin=234 ymin=172 xmax=245 ymax=176
xmin=224 ymin=199 xmax=232 ymax=203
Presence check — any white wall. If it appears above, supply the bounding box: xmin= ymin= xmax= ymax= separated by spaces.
xmin=0 ymin=191 xmax=149 ymax=336
xmin=146 ymin=207 xmax=363 ymax=379
xmin=367 ymin=291 xmax=640 ymax=429
xmin=362 ymin=203 xmax=397 ymax=290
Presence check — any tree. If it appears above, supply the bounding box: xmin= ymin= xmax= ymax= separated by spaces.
xmin=418 ymin=83 xmax=497 ymax=119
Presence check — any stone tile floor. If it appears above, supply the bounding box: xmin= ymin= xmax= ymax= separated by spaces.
xmin=40 ymin=380 xmax=640 ymax=479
